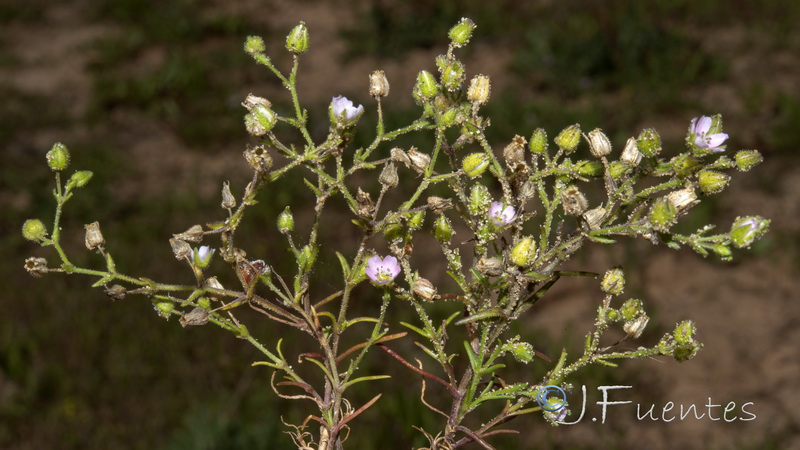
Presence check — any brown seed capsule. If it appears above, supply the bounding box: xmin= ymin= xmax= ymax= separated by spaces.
xmin=390 ymin=147 xmax=411 ymax=168
xmin=369 ymin=70 xmax=390 ymax=98
xmin=582 ymin=206 xmax=607 ymax=230
xmin=427 ymin=196 xmax=453 ymax=213
xmin=105 ymin=284 xmax=127 ymax=301
xmin=620 ymin=137 xmax=643 ymax=166
xmin=244 ymin=145 xmax=273 ymax=174
xmin=84 ymin=221 xmax=105 ymax=251
xmin=24 ymin=257 xmax=48 ymax=277
xmin=586 ymin=128 xmax=612 ymax=158
xmin=221 ymin=181 xmax=236 ymax=209
xmin=624 ymin=313 xmax=649 ymax=339
xmin=241 ymin=93 xmax=271 ymax=111
xmin=356 ymin=188 xmax=374 ymax=217
xmin=174 ymin=224 xmax=204 ymax=243
xmin=503 ymin=135 xmax=527 ymax=168
xmin=180 ymin=307 xmax=209 ymax=327
xmin=170 ymin=238 xmax=192 ymax=260
xmin=408 ymin=147 xmax=431 ymax=174
xmin=467 ymin=74 xmax=491 ymax=105
xmin=379 ymin=162 xmax=399 ymax=188
xmin=412 ymin=278 xmax=437 ymax=301
xmin=667 ymin=186 xmax=698 ymax=214
xmin=476 ymin=256 xmax=504 ymax=277
xmin=561 ymin=186 xmax=589 ymax=216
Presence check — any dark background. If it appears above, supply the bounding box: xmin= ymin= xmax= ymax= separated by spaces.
xmin=2 ymin=0 xmax=799 ymax=448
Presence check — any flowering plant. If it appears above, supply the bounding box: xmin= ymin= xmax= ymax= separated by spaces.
xmin=22 ymin=18 xmax=769 ymax=449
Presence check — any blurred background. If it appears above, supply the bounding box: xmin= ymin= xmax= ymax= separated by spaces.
xmin=2 ymin=0 xmax=799 ymax=448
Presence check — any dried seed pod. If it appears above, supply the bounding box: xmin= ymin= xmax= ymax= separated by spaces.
xmin=169 ymin=238 xmax=192 ymax=260
xmin=379 ymin=162 xmax=399 ymax=188
xmin=24 ymin=257 xmax=48 ymax=277
xmin=412 ymin=278 xmax=437 ymax=302
xmin=84 ymin=221 xmax=105 ymax=251
xmin=221 ymin=181 xmax=236 ymax=209
xmin=503 ymin=135 xmax=527 ymax=168
xmin=390 ymin=147 xmax=411 ymax=168
xmin=180 ymin=307 xmax=209 ymax=327
xmin=586 ymin=128 xmax=612 ymax=158
xmin=620 ymin=137 xmax=643 ymax=166
xmin=369 ymin=70 xmax=390 ymax=98
xmin=244 ymin=145 xmax=273 ymax=173
xmin=427 ymin=196 xmax=453 ymax=213
xmin=105 ymin=284 xmax=127 ymax=301
xmin=476 ymin=256 xmax=504 ymax=276
xmin=667 ymin=186 xmax=698 ymax=214
xmin=174 ymin=225 xmax=204 ymax=243
xmin=582 ymin=206 xmax=607 ymax=230
xmin=561 ymin=186 xmax=588 ymax=216
xmin=408 ymin=147 xmax=431 ymax=174
xmin=356 ymin=188 xmax=374 ymax=217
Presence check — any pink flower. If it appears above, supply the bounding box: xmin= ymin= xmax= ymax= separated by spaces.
xmin=366 ymin=255 xmax=401 ymax=285
xmin=331 ymin=96 xmax=363 ymax=124
xmin=690 ymin=116 xmax=728 ymax=153
xmin=488 ymin=201 xmax=516 ymax=227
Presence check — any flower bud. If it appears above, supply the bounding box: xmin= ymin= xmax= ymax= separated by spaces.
xmin=666 ymin=186 xmax=698 ymax=213
xmin=154 ymin=300 xmax=175 ymax=319
xmin=674 ymin=320 xmax=697 ymax=345
xmin=529 ymin=128 xmax=548 ymax=154
xmin=383 ymin=222 xmax=404 ymax=242
xmin=712 ymin=243 xmax=732 ymax=260
xmin=607 ymin=161 xmax=630 ymax=179
xmin=298 ymin=244 xmax=318 ymax=272
xmin=369 ymin=70 xmax=390 ymax=98
xmin=277 ymin=207 xmax=294 ymax=234
xmin=46 ymin=142 xmax=70 ymax=171
xmin=434 ymin=214 xmax=454 ymax=243
xmin=438 ymin=108 xmax=458 ymax=127
xmin=648 ymin=198 xmax=677 ymax=232
xmin=554 ymin=124 xmax=581 ymax=153
xmin=414 ymin=70 xmax=438 ymax=101
xmin=448 ymin=17 xmax=476 ymax=46
xmin=244 ymin=145 xmax=273 ymax=173
xmin=379 ymin=162 xmax=399 ymax=188
xmin=412 ymin=277 xmax=437 ymax=301
xmin=193 ymin=245 xmax=215 ymax=269
xmin=22 ymin=219 xmax=48 ymax=242
xmin=169 ymin=238 xmax=192 ymax=260
xmin=600 ymin=267 xmax=625 ymax=295
xmin=510 ymin=342 xmax=535 ymax=364
xmin=729 ymin=216 xmax=769 ymax=248
xmin=510 ymin=236 xmax=536 ymax=267
xmin=476 ymin=256 xmax=504 ymax=276
xmin=439 ymin=59 xmax=465 ymax=92
xmin=408 ymin=210 xmax=425 ymax=230
xmin=586 ymin=128 xmax=612 ymax=158
xmin=285 ymin=22 xmax=309 ymax=54
xmin=221 ymin=181 xmax=236 ymax=209
xmin=619 ymin=298 xmax=644 ymax=322
xmin=468 ymin=184 xmax=491 ymax=216
xmin=672 ymin=154 xmax=702 ymax=178
xmin=561 ymin=186 xmax=588 ymax=216
xmin=462 ymin=153 xmax=490 ymax=178
xmin=467 ymin=74 xmax=490 ymax=105
xmin=620 ymin=137 xmax=642 ymax=166
xmin=24 ymin=257 xmax=48 ymax=277
xmin=408 ymin=147 xmax=431 ymax=174
xmin=573 ymin=160 xmax=603 ymax=177
xmin=734 ymin=150 xmax=763 ymax=172
xmin=637 ymin=128 xmax=662 ymax=157
xmin=244 ymin=35 xmax=266 ymax=55
xmin=66 ymin=170 xmax=93 ymax=189
xmin=84 ymin=221 xmax=105 ymax=251
xmin=623 ymin=314 xmax=649 ymax=339
xmin=697 ymin=170 xmax=730 ymax=195
xmin=673 ymin=341 xmax=702 ymax=362
xmin=582 ymin=206 xmax=607 ymax=230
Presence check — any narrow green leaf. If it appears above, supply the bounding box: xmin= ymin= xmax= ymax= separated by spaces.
xmin=455 ymin=307 xmax=506 ymax=326
xmin=400 ymin=321 xmax=431 ymax=339
xmin=342 ymin=375 xmax=391 ymax=391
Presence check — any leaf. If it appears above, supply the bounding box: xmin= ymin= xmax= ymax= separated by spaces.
xmin=342 ymin=375 xmax=391 ymax=391
xmin=586 ymin=233 xmax=616 ymax=244
xmin=463 ymin=341 xmax=480 ymax=372
xmin=91 ymin=275 xmax=114 ymax=288
xmin=455 ymin=307 xmax=506 ymax=326
xmin=400 ymin=321 xmax=431 ymax=339
xmin=303 ymin=178 xmax=321 ymax=196
xmin=335 ymin=251 xmax=351 ymax=280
